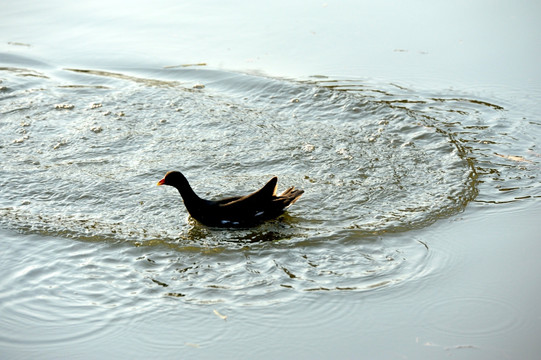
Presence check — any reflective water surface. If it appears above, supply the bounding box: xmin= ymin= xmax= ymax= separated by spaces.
xmin=1 ymin=0 xmax=540 ymax=359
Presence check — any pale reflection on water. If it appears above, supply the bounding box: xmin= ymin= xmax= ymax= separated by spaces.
xmin=1 ymin=0 xmax=540 ymax=359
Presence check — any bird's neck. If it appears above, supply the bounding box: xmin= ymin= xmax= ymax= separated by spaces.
xmin=174 ymin=178 xmax=201 ymax=205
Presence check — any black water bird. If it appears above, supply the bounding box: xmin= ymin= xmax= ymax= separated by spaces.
xmin=157 ymin=171 xmax=304 ymax=228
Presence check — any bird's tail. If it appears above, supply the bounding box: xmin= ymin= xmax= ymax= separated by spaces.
xmin=278 ymin=187 xmax=304 ymax=207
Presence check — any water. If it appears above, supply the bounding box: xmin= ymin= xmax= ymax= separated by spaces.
xmin=1 ymin=1 xmax=541 ymax=359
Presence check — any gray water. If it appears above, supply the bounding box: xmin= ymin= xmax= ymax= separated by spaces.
xmin=1 ymin=1 xmax=540 ymax=359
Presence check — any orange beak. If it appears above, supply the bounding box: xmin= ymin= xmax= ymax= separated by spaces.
xmin=157 ymin=178 xmax=166 ymax=186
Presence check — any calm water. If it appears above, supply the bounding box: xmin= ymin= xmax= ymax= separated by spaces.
xmin=1 ymin=1 xmax=540 ymax=359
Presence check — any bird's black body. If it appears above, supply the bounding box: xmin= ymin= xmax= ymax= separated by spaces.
xmin=157 ymin=171 xmax=304 ymax=228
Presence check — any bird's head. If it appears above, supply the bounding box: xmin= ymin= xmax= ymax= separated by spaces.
xmin=157 ymin=171 xmax=185 ymax=187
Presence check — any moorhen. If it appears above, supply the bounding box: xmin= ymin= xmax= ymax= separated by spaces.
xmin=157 ymin=171 xmax=304 ymax=227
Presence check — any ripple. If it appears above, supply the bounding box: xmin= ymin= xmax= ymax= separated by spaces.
xmin=0 ymin=64 xmax=536 ymax=308
xmin=418 ymin=294 xmax=525 ymax=338
xmin=0 ymin=66 xmax=482 ymax=242
xmin=0 ymin=295 xmax=110 ymax=346
xmin=0 ymin=236 xmax=121 ymax=347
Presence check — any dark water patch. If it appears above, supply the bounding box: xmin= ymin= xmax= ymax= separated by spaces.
xmin=65 ymin=68 xmax=181 ymax=88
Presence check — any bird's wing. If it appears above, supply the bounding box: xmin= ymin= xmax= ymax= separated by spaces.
xmin=219 ymin=177 xmax=278 ymax=208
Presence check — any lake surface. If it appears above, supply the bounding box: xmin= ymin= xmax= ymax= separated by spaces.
xmin=1 ymin=1 xmax=540 ymax=359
